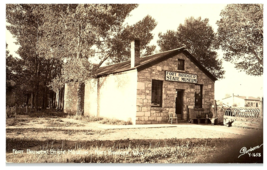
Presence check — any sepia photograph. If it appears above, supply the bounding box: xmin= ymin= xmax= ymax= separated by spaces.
xmin=5 ymin=2 xmax=264 ymax=164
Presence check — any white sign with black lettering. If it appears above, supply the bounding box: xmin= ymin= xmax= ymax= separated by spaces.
xmin=165 ymin=71 xmax=197 ymax=84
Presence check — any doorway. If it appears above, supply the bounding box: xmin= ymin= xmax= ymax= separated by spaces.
xmin=176 ymin=89 xmax=184 ymax=119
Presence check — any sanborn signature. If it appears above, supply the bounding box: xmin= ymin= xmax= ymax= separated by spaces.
xmin=238 ymin=143 xmax=263 ymax=158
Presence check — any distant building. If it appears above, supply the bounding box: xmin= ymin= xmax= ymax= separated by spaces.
xmin=221 ymin=95 xmax=262 ymax=107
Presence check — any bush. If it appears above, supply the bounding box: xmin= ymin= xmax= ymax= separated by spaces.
xmin=100 ymin=118 xmax=132 ymax=125
xmin=67 ymin=115 xmax=103 ymax=122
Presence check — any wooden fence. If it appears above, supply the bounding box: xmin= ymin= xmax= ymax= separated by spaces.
xmin=224 ymin=107 xmax=260 ymax=118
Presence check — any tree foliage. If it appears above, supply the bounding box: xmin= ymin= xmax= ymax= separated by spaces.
xmin=6 ymin=4 xmax=63 ymax=108
xmin=216 ymin=4 xmax=263 ymax=76
xmin=105 ymin=15 xmax=157 ymax=65
xmin=158 ymin=17 xmax=225 ymax=79
xmin=7 ymin=4 xmax=157 ymax=115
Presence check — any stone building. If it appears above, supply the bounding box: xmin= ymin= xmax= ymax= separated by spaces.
xmin=222 ymin=95 xmax=262 ymax=107
xmin=64 ymin=39 xmax=217 ymax=124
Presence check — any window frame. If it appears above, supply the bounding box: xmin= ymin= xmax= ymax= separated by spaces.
xmin=194 ymin=84 xmax=203 ymax=108
xmin=178 ymin=59 xmax=185 ymax=70
xmin=151 ymin=79 xmax=163 ymax=107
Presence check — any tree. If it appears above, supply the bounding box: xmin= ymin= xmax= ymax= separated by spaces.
xmin=6 ymin=4 xmax=63 ymax=110
xmin=7 ymin=4 xmax=157 ymax=115
xmin=39 ymin=4 xmax=138 ymax=116
xmin=105 ymin=15 xmax=157 ymax=65
xmin=6 ymin=42 xmax=34 ymax=106
xmin=6 ymin=43 xmax=15 ymax=90
xmin=39 ymin=4 xmax=157 ymax=116
xmin=157 ymin=17 xmax=225 ymax=79
xmin=216 ymin=4 xmax=263 ymax=76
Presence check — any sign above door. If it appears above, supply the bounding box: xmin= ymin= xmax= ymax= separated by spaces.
xmin=165 ymin=71 xmax=197 ymax=84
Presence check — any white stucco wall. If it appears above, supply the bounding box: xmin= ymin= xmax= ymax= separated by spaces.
xmin=222 ymin=96 xmax=245 ymax=107
xmin=84 ymin=78 xmax=98 ymax=116
xmin=98 ymin=69 xmax=137 ymax=124
xmin=245 ymin=100 xmax=261 ymax=107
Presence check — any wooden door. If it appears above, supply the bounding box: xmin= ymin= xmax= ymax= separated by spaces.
xmin=176 ymin=90 xmax=184 ymax=119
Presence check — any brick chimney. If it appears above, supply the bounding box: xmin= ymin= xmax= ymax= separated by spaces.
xmin=131 ymin=39 xmax=140 ymax=68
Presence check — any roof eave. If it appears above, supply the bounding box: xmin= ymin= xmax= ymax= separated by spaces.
xmin=96 ymin=67 xmax=136 ymax=78
xmin=182 ymin=50 xmax=217 ymax=82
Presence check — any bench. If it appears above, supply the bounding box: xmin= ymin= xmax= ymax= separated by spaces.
xmin=192 ymin=118 xmax=210 ymax=124
xmin=189 ymin=110 xmax=211 ymax=124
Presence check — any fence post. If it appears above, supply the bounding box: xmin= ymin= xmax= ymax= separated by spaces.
xmin=259 ymin=97 xmax=263 ymax=127
xmin=259 ymin=97 xmax=263 ymax=118
xmin=186 ymin=105 xmax=189 ymax=121
xmin=262 ymin=97 xmax=263 ymax=118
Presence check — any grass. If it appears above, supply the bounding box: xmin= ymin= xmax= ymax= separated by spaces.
xmin=6 ymin=118 xmax=30 ymax=126
xmin=6 ymin=137 xmax=235 ymax=163
xmin=101 ymin=118 xmax=132 ymax=125
xmin=66 ymin=115 xmax=103 ymax=122
xmin=8 ymin=109 xmax=132 ymax=127
xmin=66 ymin=114 xmax=132 ymax=125
xmin=17 ymin=109 xmax=69 ymax=118
xmin=45 ymin=119 xmax=85 ymax=128
xmin=6 ymin=110 xmax=263 ymax=163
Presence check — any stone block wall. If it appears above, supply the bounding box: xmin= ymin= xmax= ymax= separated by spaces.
xmin=136 ymin=52 xmax=215 ymax=124
xmin=64 ymin=82 xmax=80 ymax=115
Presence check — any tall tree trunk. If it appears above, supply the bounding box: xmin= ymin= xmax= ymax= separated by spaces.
xmin=34 ymin=90 xmax=38 ymax=111
xmin=61 ymin=87 xmax=64 ymax=110
xmin=43 ymin=59 xmax=50 ymax=110
xmin=42 ymin=83 xmax=46 ymax=109
xmin=59 ymin=88 xmax=63 ymax=110
xmin=31 ymin=93 xmax=34 ymax=108
xmin=53 ymin=92 xmax=55 ymax=108
xmin=56 ymin=88 xmax=60 ymax=110
xmin=62 ymin=86 xmax=65 ymax=111
xmin=26 ymin=94 xmax=29 ymax=106
xmin=34 ymin=59 xmax=40 ymax=112
xmin=43 ymin=86 xmax=47 ymax=109
xmin=26 ymin=94 xmax=29 ymax=113
xmin=50 ymin=91 xmax=53 ymax=109
xmin=76 ymin=82 xmax=83 ymax=116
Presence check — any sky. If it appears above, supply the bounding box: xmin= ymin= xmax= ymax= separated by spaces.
xmin=5 ymin=3 xmax=264 ymax=101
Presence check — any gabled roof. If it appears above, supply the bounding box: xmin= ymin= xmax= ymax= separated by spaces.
xmin=96 ymin=47 xmax=217 ymax=81
xmin=222 ymin=95 xmax=261 ymax=101
xmin=235 ymin=96 xmax=261 ymax=101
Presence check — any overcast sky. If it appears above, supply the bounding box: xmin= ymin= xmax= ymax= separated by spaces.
xmin=5 ymin=3 xmax=264 ymax=100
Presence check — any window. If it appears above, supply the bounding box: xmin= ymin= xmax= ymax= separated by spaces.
xmin=256 ymin=103 xmax=258 ymax=107
xmin=151 ymin=80 xmax=163 ymax=107
xmin=178 ymin=59 xmax=184 ymax=70
xmin=195 ymin=84 xmax=202 ymax=108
